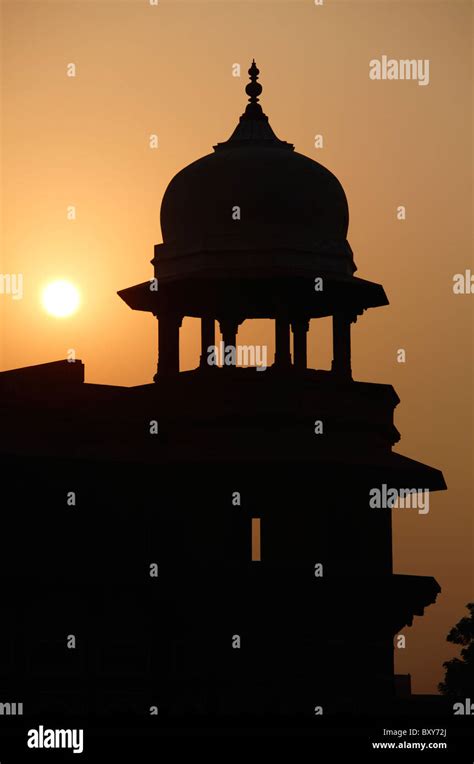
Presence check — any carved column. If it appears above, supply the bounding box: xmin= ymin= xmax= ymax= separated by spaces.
xmin=218 ymin=319 xmax=240 ymax=370
xmin=274 ymin=318 xmax=292 ymax=368
xmin=200 ymin=317 xmax=215 ymax=369
xmin=291 ymin=318 xmax=310 ymax=370
xmin=155 ymin=313 xmax=182 ymax=378
xmin=331 ymin=313 xmax=352 ymax=379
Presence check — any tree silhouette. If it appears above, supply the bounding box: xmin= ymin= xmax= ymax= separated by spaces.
xmin=439 ymin=603 xmax=474 ymax=697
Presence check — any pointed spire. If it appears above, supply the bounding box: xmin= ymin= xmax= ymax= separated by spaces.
xmin=214 ymin=60 xmax=294 ymax=151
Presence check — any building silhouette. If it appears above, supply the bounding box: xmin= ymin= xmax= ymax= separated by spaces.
xmin=0 ymin=62 xmax=447 ymax=724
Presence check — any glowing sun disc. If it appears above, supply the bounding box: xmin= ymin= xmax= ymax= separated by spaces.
xmin=42 ymin=280 xmax=81 ymax=318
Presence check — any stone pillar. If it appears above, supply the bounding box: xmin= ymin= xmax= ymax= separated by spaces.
xmin=291 ymin=319 xmax=310 ymax=370
xmin=274 ymin=318 xmax=292 ymax=368
xmin=218 ymin=319 xmax=239 ymax=370
xmin=200 ymin=317 xmax=215 ymax=369
xmin=155 ymin=313 xmax=182 ymax=378
xmin=219 ymin=319 xmax=238 ymax=349
xmin=331 ymin=313 xmax=352 ymax=379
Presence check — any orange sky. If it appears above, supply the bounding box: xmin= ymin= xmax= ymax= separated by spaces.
xmin=1 ymin=0 xmax=473 ymax=693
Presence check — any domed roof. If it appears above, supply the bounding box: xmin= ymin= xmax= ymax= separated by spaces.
xmin=156 ymin=61 xmax=355 ymax=281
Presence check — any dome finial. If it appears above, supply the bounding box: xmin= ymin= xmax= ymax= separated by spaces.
xmin=214 ymin=59 xmax=294 ymax=148
xmin=242 ymin=60 xmax=264 ymax=119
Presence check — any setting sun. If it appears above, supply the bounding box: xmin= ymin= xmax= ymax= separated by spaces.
xmin=41 ymin=280 xmax=81 ymax=318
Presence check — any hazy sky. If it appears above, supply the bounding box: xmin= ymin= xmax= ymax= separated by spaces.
xmin=1 ymin=0 xmax=472 ymax=693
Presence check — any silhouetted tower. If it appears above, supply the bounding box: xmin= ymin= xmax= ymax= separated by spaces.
xmin=117 ymin=62 xmax=446 ymax=713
